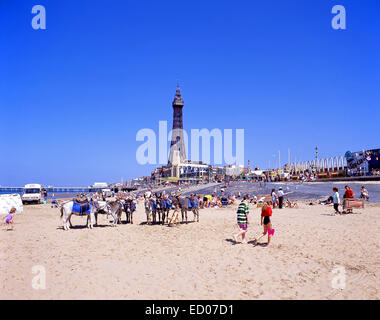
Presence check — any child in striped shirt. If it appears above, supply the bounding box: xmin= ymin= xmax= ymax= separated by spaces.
xmin=233 ymin=195 xmax=250 ymax=244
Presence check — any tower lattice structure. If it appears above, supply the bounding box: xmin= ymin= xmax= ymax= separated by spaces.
xmin=168 ymin=85 xmax=187 ymax=165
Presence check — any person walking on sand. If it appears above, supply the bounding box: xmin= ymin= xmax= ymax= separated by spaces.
xmin=168 ymin=202 xmax=181 ymax=226
xmin=278 ymin=187 xmax=284 ymax=209
xmin=332 ymin=187 xmax=341 ymax=215
xmin=4 ymin=207 xmax=16 ymax=230
xmin=271 ymin=189 xmax=278 ymax=208
xmin=43 ymin=189 xmax=48 ymax=204
xmin=233 ymin=194 xmax=250 ymax=244
xmin=254 ymin=203 xmax=274 ymax=246
xmin=51 ymin=193 xmax=58 ymax=208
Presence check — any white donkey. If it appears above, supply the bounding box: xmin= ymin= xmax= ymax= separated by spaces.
xmin=60 ymin=200 xmax=98 ymax=230
xmin=94 ymin=200 xmax=121 ymax=227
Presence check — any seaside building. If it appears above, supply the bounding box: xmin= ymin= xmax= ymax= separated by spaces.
xmin=345 ymin=148 xmax=380 ymax=176
xmin=284 ymin=147 xmax=380 ymax=180
xmin=224 ymin=164 xmax=244 ymax=177
xmin=92 ymin=182 xmax=108 ymax=189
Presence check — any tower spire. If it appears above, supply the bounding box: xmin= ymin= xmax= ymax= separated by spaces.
xmin=173 ymin=83 xmax=184 ymax=106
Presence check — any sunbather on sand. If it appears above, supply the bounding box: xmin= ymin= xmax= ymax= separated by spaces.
xmin=286 ymin=198 xmax=299 ymax=208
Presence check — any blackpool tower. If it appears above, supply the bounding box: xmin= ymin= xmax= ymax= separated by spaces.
xmin=168 ymin=85 xmax=187 ymax=165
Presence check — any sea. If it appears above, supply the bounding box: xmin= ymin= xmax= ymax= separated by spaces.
xmin=181 ymin=181 xmax=380 ymax=203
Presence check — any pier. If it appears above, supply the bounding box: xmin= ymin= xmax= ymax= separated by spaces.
xmin=0 ymin=187 xmax=103 ymax=194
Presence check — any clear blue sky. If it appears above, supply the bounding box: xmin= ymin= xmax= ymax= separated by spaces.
xmin=1 ymin=0 xmax=379 ymax=186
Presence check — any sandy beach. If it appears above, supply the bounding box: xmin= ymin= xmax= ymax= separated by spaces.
xmin=1 ymin=200 xmax=379 ymax=300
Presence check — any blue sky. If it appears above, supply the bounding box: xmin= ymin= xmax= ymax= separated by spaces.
xmin=1 ymin=0 xmax=379 ymax=186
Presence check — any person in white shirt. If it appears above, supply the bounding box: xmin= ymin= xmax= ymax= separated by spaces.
xmin=278 ymin=187 xmax=284 ymax=209
xmin=332 ymin=187 xmax=341 ymax=215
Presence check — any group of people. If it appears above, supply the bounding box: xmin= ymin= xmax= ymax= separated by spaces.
xmin=270 ymin=187 xmax=298 ymax=209
xmin=233 ymin=195 xmax=274 ymax=246
xmin=271 ymin=187 xmax=284 ymax=209
xmin=233 ymin=184 xmax=371 ymax=245
xmin=4 ymin=183 xmax=372 ymax=237
xmin=332 ymin=185 xmax=369 ymax=215
xmin=201 ymin=194 xmax=237 ymax=208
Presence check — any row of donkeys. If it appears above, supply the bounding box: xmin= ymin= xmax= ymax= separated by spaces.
xmin=59 ymin=192 xmax=200 ymax=231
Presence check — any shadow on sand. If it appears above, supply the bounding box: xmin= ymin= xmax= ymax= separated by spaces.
xmin=56 ymin=224 xmax=113 ymax=230
xmin=225 ymin=238 xmax=269 ymax=247
xmin=139 ymin=221 xmax=197 ymax=226
xmin=117 ymin=221 xmax=134 ymax=225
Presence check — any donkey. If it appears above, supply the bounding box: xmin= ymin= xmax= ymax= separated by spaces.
xmin=95 ymin=200 xmax=121 ymax=226
xmin=60 ymin=199 xmax=98 ymax=230
xmin=151 ymin=195 xmax=163 ymax=224
xmin=161 ymin=195 xmax=172 ymax=225
xmin=189 ymin=195 xmax=200 ymax=222
xmin=122 ymin=198 xmax=136 ymax=224
xmin=144 ymin=197 xmax=153 ymax=224
xmin=172 ymin=196 xmax=190 ymax=224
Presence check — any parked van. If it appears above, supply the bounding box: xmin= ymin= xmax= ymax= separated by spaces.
xmin=22 ymin=184 xmax=43 ymax=204
xmin=102 ymin=188 xmax=112 ymax=197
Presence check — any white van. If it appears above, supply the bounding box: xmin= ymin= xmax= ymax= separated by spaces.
xmin=102 ymin=188 xmax=112 ymax=197
xmin=22 ymin=184 xmax=43 ymax=204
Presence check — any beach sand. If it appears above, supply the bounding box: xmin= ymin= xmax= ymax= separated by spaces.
xmin=1 ymin=201 xmax=379 ymax=300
